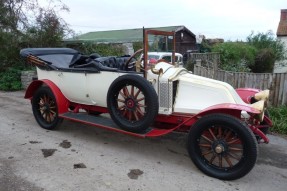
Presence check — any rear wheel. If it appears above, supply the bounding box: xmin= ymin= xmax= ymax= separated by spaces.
xmin=187 ymin=114 xmax=257 ymax=180
xmin=32 ymin=86 xmax=63 ymax=130
xmin=107 ymin=75 xmax=158 ymax=133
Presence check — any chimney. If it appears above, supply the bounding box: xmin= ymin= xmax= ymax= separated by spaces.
xmin=277 ymin=9 xmax=287 ymax=36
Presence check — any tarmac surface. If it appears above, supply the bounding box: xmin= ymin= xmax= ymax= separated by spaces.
xmin=0 ymin=91 xmax=287 ymax=191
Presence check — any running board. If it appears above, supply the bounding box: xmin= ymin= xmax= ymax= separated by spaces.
xmin=59 ymin=112 xmax=175 ymax=138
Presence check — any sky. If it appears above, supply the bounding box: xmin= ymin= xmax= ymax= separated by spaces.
xmin=45 ymin=0 xmax=286 ymax=41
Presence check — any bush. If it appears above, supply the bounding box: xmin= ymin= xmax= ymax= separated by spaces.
xmin=184 ymin=60 xmax=195 ymax=72
xmin=246 ymin=31 xmax=286 ymax=73
xmin=0 ymin=68 xmax=22 ymax=91
xmin=212 ymin=42 xmax=257 ymax=72
xmin=251 ymin=48 xmax=275 ymax=73
xmin=247 ymin=31 xmax=286 ymax=61
xmin=133 ymin=42 xmax=143 ymax=52
xmin=268 ymin=106 xmax=287 ymax=135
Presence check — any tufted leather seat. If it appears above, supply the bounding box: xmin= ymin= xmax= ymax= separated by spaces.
xmin=70 ymin=55 xmax=135 ymax=71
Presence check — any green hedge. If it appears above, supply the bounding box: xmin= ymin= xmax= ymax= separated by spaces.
xmin=269 ymin=106 xmax=287 ymax=135
xmin=0 ymin=68 xmax=22 ymax=91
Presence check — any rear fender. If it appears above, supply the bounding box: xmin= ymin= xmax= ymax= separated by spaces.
xmin=236 ymin=88 xmax=260 ymax=104
xmin=25 ymin=80 xmax=69 ymax=114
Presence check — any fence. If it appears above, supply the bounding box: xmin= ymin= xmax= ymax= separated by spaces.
xmin=194 ymin=65 xmax=287 ymax=106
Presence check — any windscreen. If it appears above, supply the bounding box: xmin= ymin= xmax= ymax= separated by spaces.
xmin=147 ymin=34 xmax=174 ymax=53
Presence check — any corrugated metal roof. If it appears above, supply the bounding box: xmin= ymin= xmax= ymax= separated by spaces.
xmin=277 ymin=9 xmax=287 ymax=36
xmin=65 ymin=26 xmax=194 ymax=43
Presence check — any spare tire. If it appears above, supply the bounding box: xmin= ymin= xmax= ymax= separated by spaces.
xmin=107 ymin=74 xmax=158 ymax=133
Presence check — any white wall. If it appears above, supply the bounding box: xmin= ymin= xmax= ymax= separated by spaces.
xmin=274 ymin=36 xmax=287 ymax=73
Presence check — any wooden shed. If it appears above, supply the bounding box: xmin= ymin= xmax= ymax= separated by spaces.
xmin=64 ymin=25 xmax=196 ymax=55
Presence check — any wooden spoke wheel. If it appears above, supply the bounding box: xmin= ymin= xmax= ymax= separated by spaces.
xmin=117 ymin=84 xmax=146 ymax=122
xmin=107 ymin=75 xmax=158 ymax=133
xmin=187 ymin=114 xmax=257 ymax=180
xmin=32 ymin=87 xmax=63 ymax=130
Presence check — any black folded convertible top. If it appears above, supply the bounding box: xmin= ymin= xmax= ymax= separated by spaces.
xmin=20 ymin=48 xmax=79 ymax=57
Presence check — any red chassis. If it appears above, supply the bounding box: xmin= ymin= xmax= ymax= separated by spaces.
xmin=25 ymin=79 xmax=271 ymax=142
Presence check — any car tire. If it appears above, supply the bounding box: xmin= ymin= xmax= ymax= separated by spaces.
xmin=187 ymin=114 xmax=258 ymax=180
xmin=32 ymin=86 xmax=63 ymax=130
xmin=107 ymin=74 xmax=158 ymax=133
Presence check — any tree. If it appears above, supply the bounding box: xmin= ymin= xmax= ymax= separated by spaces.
xmin=0 ymin=0 xmax=72 ymax=71
xmin=0 ymin=0 xmax=72 ymax=90
xmin=25 ymin=7 xmax=72 ymax=47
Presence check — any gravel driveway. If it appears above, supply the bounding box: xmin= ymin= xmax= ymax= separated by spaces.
xmin=0 ymin=91 xmax=286 ymax=191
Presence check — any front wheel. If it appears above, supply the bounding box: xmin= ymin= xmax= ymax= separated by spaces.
xmin=32 ymin=86 xmax=63 ymax=130
xmin=107 ymin=75 xmax=158 ymax=133
xmin=187 ymin=114 xmax=258 ymax=180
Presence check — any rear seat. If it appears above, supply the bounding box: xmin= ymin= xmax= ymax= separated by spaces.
xmin=70 ymin=54 xmax=134 ymax=71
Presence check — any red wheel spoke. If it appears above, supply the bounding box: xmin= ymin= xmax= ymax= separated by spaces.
xmin=228 ymin=152 xmax=241 ymax=161
xmin=39 ymin=99 xmax=44 ymax=106
xmin=136 ymin=107 xmax=144 ymax=116
xmin=44 ymin=112 xmax=49 ymax=122
xmin=123 ymin=86 xmax=130 ymax=97
xmin=219 ymin=155 xmax=223 ymax=168
xmin=202 ymin=150 xmax=213 ymax=156
xmin=43 ymin=95 xmax=47 ymax=103
xmin=218 ymin=127 xmax=222 ymax=139
xmin=128 ymin=111 xmax=132 ymax=121
xmin=49 ymin=113 xmax=54 ymax=122
xmin=227 ymin=138 xmax=240 ymax=145
xmin=117 ymin=99 xmax=125 ymax=103
xmin=118 ymin=105 xmax=125 ymax=110
xmin=224 ymin=155 xmax=233 ymax=167
xmin=119 ymin=90 xmax=126 ymax=99
xmin=137 ymin=103 xmax=147 ymax=108
xmin=209 ymin=154 xmax=216 ymax=164
xmin=229 ymin=147 xmax=243 ymax=152
xmin=48 ymin=113 xmax=52 ymax=123
xmin=134 ymin=89 xmax=141 ymax=99
xmin=201 ymin=135 xmax=213 ymax=143
xmin=50 ymin=110 xmax=56 ymax=115
xmin=136 ymin=97 xmax=145 ymax=102
xmin=45 ymin=95 xmax=49 ymax=104
xmin=224 ymin=130 xmax=232 ymax=141
xmin=133 ymin=111 xmax=139 ymax=121
xmin=122 ymin=109 xmax=127 ymax=117
xmin=131 ymin=85 xmax=134 ymax=97
xmin=208 ymin=129 xmax=217 ymax=141
xmin=199 ymin=143 xmax=212 ymax=148
xmin=42 ymin=113 xmax=46 ymax=119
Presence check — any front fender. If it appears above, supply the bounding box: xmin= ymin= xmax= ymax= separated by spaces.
xmin=195 ymin=103 xmax=260 ymax=119
xmin=236 ymin=88 xmax=260 ymax=104
xmin=25 ymin=79 xmax=69 ymax=114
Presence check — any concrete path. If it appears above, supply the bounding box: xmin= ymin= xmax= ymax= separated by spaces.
xmin=0 ymin=91 xmax=286 ymax=191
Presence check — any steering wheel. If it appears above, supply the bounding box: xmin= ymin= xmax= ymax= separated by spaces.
xmin=124 ymin=49 xmax=143 ymax=71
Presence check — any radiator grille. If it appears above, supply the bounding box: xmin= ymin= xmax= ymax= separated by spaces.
xmin=159 ymin=82 xmax=173 ymax=109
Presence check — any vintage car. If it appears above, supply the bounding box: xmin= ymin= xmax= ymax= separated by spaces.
xmin=143 ymin=52 xmax=183 ymax=66
xmin=21 ymin=29 xmax=272 ymax=180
